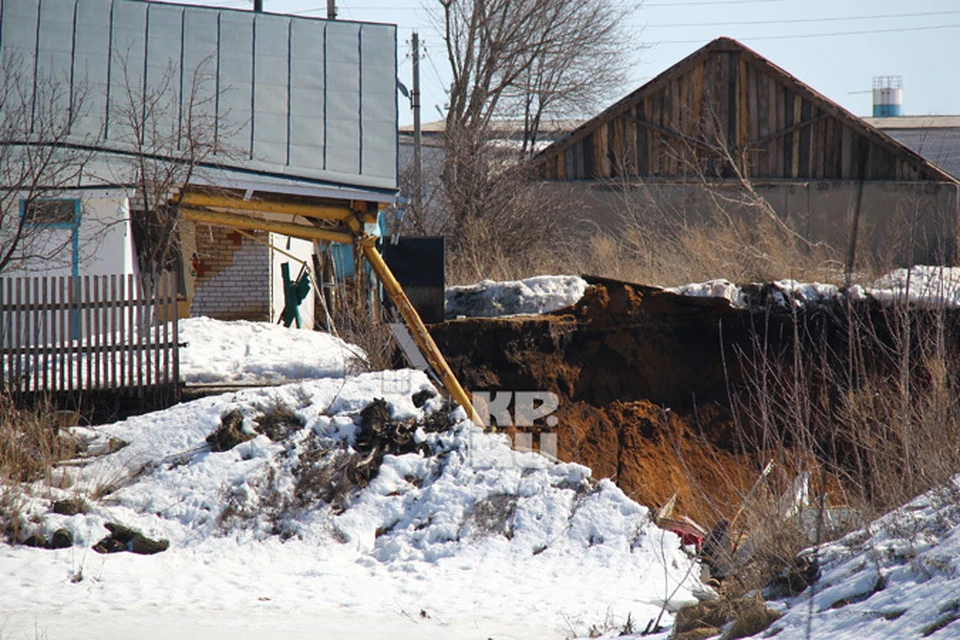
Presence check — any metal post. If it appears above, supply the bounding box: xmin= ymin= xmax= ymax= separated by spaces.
xmin=411 ymin=32 xmax=423 ymax=221
xmin=254 ymin=0 xmax=262 ymax=12
xmin=327 ymin=0 xmax=337 ymax=19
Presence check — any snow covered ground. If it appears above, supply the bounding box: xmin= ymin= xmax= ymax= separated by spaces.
xmin=0 ymin=368 xmax=703 ymax=639
xmin=767 ymin=478 xmax=960 ymax=639
xmin=7 ymin=269 xmax=960 ymax=639
xmin=440 ymin=268 xmax=960 ymax=319
xmin=180 ymin=317 xmax=364 ymax=385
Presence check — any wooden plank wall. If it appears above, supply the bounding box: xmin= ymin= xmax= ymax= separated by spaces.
xmin=542 ymin=50 xmax=932 ymax=183
xmin=0 ymin=273 xmax=179 ymax=396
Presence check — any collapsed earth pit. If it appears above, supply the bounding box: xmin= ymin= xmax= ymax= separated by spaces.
xmin=430 ymin=277 xmax=909 ymax=527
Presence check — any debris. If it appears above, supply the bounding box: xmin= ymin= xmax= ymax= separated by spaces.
xmin=207 ymin=409 xmax=255 ymax=452
xmin=254 ymin=406 xmax=304 ymax=441
xmin=672 ymin=594 xmax=781 ymax=640
xmin=654 ymin=492 xmax=708 ymax=550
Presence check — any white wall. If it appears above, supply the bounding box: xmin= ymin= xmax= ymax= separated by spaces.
xmin=2 ymin=189 xmax=136 ymax=278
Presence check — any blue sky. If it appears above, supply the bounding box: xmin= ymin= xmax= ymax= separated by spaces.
xmin=195 ymin=0 xmax=960 ymax=126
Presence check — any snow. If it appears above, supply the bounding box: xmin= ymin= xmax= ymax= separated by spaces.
xmin=851 ymin=266 xmax=960 ymax=307
xmin=0 ymin=343 xmax=704 ymax=639
xmin=669 ymin=267 xmax=960 ymax=310
xmin=666 ymin=279 xmax=747 ymax=306
xmin=765 ymin=478 xmax=960 ymax=639
xmin=9 ymin=274 xmax=960 ymax=638
xmin=445 ymin=275 xmax=588 ymax=319
xmin=179 ymin=317 xmax=364 ymax=385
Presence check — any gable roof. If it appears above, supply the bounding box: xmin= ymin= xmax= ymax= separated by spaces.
xmin=534 ymin=37 xmax=957 ymax=184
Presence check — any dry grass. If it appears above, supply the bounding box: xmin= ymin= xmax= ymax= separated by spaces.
xmin=441 ymin=176 xmax=858 ymax=288
xmin=0 ymin=395 xmax=80 ymax=542
xmin=677 ymin=296 xmax=960 ymax=598
xmin=326 ymin=292 xmax=397 ymax=373
xmin=0 ymin=395 xmax=78 ymax=485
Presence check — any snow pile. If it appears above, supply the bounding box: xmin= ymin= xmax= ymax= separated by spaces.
xmin=768 ymin=280 xmax=842 ymax=306
xmin=180 ymin=317 xmax=364 ymax=384
xmin=666 ymin=279 xmax=747 ymax=306
xmin=1 ymin=369 xmax=704 ymax=639
xmin=853 ymin=266 xmax=960 ymax=307
xmin=768 ymin=478 xmax=960 ymax=639
xmin=669 ymin=267 xmax=960 ymax=310
xmin=445 ymin=275 xmax=588 ymax=319
xmin=667 ymin=279 xmax=841 ymax=309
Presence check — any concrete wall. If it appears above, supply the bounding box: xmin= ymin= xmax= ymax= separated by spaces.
xmin=546 ymin=179 xmax=960 ymax=267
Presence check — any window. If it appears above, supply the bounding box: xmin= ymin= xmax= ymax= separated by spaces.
xmin=23 ymin=199 xmax=78 ymax=226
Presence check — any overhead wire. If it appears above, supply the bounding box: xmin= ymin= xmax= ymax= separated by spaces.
xmin=648 ymin=9 xmax=960 ymax=29
xmin=655 ymin=22 xmax=960 ymax=45
xmin=645 ymin=0 xmax=785 ymax=6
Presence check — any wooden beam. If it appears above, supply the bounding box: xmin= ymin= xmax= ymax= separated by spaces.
xmin=181 ymin=207 xmax=355 ymax=245
xmin=178 ymin=192 xmax=362 ymax=222
xmin=182 ymin=206 xmax=483 ymax=426
xmin=360 ymin=242 xmax=482 ymax=427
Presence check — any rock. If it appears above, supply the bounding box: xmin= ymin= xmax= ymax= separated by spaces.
xmin=50 ymin=529 xmax=73 ymax=549
xmin=104 ymin=522 xmax=137 ymax=543
xmin=52 ymin=499 xmax=84 ymax=516
xmin=22 ymin=534 xmax=47 ymax=548
xmin=412 ymin=389 xmax=436 ymax=408
xmin=94 ymin=522 xmax=169 ymax=555
xmin=93 ymin=538 xmax=126 ymax=554
xmin=129 ymin=533 xmax=169 ymax=555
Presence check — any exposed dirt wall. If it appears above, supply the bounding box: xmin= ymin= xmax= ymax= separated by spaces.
xmin=430 ymin=277 xmax=956 ymax=524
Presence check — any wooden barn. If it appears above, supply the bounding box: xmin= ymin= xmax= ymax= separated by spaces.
xmin=533 ymin=37 xmax=960 ymax=266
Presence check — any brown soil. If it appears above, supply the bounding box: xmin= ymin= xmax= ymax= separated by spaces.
xmin=429 ymin=278 xmax=837 ymax=525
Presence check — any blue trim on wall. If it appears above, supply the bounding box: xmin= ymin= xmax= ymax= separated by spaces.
xmin=20 ymin=198 xmax=82 ymax=279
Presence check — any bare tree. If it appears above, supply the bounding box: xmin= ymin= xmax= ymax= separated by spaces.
xmin=436 ymin=0 xmax=639 ymax=137
xmin=426 ymin=0 xmax=639 ymax=275
xmin=0 ymin=54 xmax=94 ymax=274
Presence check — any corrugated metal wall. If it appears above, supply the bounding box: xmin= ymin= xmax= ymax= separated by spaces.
xmin=0 ymin=0 xmax=397 ymax=191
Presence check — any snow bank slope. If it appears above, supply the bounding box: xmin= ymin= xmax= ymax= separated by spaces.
xmin=1 ymin=370 xmax=703 ymax=639
xmin=768 ymin=478 xmax=960 ymax=639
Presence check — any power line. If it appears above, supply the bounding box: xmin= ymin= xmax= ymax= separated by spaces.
xmin=655 ymin=22 xmax=960 ymax=45
xmin=645 ymin=0 xmax=784 ymax=6
xmin=423 ymin=47 xmax=448 ymax=97
xmin=647 ymin=9 xmax=960 ymax=29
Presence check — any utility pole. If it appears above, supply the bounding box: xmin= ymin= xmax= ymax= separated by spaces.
xmin=253 ymin=0 xmax=262 ymax=11
xmin=411 ymin=31 xmax=422 ymax=221
xmin=327 ymin=0 xmax=337 ymax=19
